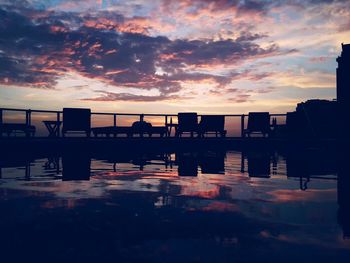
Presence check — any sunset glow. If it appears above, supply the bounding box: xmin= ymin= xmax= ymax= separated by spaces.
xmin=0 ymin=0 xmax=349 ymax=113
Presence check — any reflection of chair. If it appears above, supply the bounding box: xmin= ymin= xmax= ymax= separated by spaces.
xmin=0 ymin=123 xmax=36 ymax=137
xmin=176 ymin=153 xmax=198 ymax=176
xmin=199 ymin=152 xmax=225 ymax=174
xmin=243 ymin=112 xmax=270 ymax=137
xmin=198 ymin=115 xmax=226 ymax=137
xmin=246 ymin=152 xmax=271 ymax=178
xmin=0 ymin=155 xmax=33 ymax=179
xmin=175 ymin=113 xmax=198 ymax=137
xmin=62 ymin=153 xmax=91 ymax=181
xmin=62 ymin=108 xmax=91 ymax=137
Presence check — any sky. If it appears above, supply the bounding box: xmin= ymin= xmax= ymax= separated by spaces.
xmin=0 ymin=0 xmax=349 ymax=114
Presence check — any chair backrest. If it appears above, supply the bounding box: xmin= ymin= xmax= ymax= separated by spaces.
xmin=247 ymin=112 xmax=270 ymax=133
xmin=63 ymin=108 xmax=91 ymax=132
xmin=178 ymin=112 xmax=198 ymax=131
xmin=199 ymin=115 xmax=225 ymax=131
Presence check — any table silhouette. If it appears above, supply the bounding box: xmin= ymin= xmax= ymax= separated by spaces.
xmin=43 ymin=120 xmax=62 ymax=137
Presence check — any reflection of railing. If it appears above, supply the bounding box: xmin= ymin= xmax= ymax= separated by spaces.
xmin=0 ymin=107 xmax=287 ymax=138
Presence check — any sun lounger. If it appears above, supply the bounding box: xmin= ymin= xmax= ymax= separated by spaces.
xmin=62 ymin=108 xmax=91 ymax=137
xmin=243 ymin=112 xmax=271 ymax=137
xmin=0 ymin=123 xmax=36 ymax=137
xmin=198 ymin=115 xmax=226 ymax=137
xmin=175 ymin=112 xmax=199 ymax=137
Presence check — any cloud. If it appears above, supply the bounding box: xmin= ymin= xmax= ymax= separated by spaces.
xmin=0 ymin=5 xmax=287 ymax=101
xmin=82 ymin=90 xmax=188 ymax=102
xmin=0 ymin=0 xmax=343 ymax=107
xmin=228 ymin=94 xmax=251 ymax=103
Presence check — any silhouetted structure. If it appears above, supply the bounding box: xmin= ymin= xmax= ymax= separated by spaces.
xmin=243 ymin=112 xmax=270 ymax=137
xmin=198 ymin=115 xmax=227 ymax=137
xmin=92 ymin=121 xmax=167 ymax=138
xmin=131 ymin=121 xmax=152 ymax=137
xmin=0 ymin=123 xmax=36 ymax=137
xmin=92 ymin=125 xmax=134 ymax=137
xmin=337 ymin=43 xmax=350 ymax=137
xmin=271 ymin=99 xmax=337 ymax=139
xmin=175 ymin=113 xmax=199 ymax=137
xmin=295 ymin=99 xmax=337 ymax=139
xmin=132 ymin=121 xmax=167 ymax=137
xmin=62 ymin=108 xmax=91 ymax=137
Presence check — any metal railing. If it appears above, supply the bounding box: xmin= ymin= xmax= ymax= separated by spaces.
xmin=0 ymin=107 xmax=287 ymax=138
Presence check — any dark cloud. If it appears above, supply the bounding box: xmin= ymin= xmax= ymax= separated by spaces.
xmin=0 ymin=5 xmax=290 ymax=100
xmin=159 ymin=39 xmax=279 ymax=69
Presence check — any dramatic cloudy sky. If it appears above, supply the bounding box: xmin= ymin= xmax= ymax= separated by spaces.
xmin=0 ymin=0 xmax=349 ymax=114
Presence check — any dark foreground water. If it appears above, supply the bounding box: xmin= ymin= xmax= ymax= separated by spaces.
xmin=0 ymin=150 xmax=349 ymax=262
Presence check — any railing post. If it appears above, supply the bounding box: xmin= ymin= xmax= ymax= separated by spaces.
xmin=140 ymin=114 xmax=144 ymax=122
xmin=57 ymin=112 xmax=60 ymax=137
xmin=241 ymin=114 xmax=245 ymax=138
xmin=113 ymin=114 xmax=117 ymax=127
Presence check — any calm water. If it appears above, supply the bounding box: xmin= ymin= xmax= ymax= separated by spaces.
xmin=0 ymin=150 xmax=349 ymax=262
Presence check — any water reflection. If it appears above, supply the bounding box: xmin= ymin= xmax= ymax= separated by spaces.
xmin=0 ymin=149 xmax=349 ymax=262
xmin=62 ymin=152 xmax=91 ymax=181
xmin=338 ymin=154 xmax=350 ymax=239
xmin=0 ymin=150 xmax=339 ymax=185
xmin=242 ymin=151 xmax=272 ymax=178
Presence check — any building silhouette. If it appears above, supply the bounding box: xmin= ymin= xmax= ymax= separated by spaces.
xmin=295 ymin=99 xmax=337 ymax=138
xmin=337 ymin=43 xmax=350 ymax=136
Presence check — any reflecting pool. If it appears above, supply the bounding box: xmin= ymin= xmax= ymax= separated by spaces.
xmin=0 ymin=150 xmax=349 ymax=262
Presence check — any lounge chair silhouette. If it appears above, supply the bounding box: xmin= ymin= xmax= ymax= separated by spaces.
xmin=198 ymin=115 xmax=226 ymax=137
xmin=243 ymin=112 xmax=270 ymax=137
xmin=0 ymin=123 xmax=36 ymax=137
xmin=175 ymin=112 xmax=198 ymax=137
xmin=62 ymin=108 xmax=91 ymax=137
